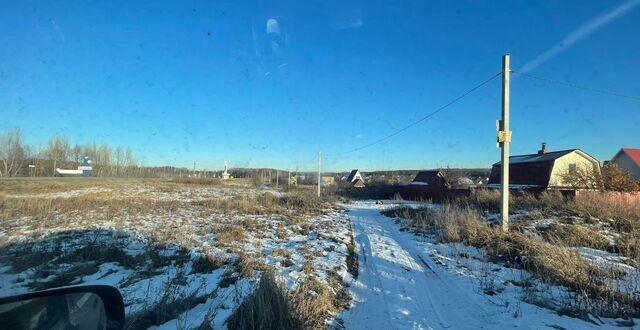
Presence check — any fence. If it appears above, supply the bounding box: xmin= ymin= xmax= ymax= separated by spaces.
xmin=575 ymin=190 xmax=640 ymax=209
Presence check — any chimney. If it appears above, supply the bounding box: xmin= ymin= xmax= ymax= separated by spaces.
xmin=538 ymin=142 xmax=548 ymax=155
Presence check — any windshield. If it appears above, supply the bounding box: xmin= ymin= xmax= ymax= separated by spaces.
xmin=1 ymin=1 xmax=640 ymax=329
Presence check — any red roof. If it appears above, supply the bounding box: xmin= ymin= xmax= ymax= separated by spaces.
xmin=621 ymin=148 xmax=640 ymax=167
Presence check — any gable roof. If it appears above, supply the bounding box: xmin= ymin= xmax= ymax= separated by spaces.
xmin=346 ymin=169 xmax=361 ymax=182
xmin=492 ymin=149 xmax=576 ymax=165
xmin=412 ymin=170 xmax=450 ymax=187
xmin=614 ymin=148 xmax=640 ymax=168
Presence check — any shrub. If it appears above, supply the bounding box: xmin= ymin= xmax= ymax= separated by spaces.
xmin=227 ymin=272 xmax=304 ymax=330
xmin=602 ymin=163 xmax=640 ymax=192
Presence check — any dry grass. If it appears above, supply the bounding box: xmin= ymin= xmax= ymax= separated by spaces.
xmin=125 ymin=272 xmax=208 ymax=330
xmin=454 ymin=189 xmax=640 ymax=263
xmin=384 ymin=204 xmax=640 ymax=317
xmin=228 ymin=270 xmax=349 ymax=330
xmin=227 ymin=272 xmax=304 ymax=330
xmin=541 ymin=224 xmax=612 ymax=251
xmin=272 ymin=248 xmax=292 ymax=259
xmin=167 ymin=177 xmax=223 ymax=186
xmin=289 ymin=275 xmax=341 ymax=329
xmin=1 ymin=178 xmax=350 ymax=329
xmin=214 ymin=224 xmax=247 ymax=247
xmin=194 ymin=189 xmax=328 ymax=219
xmin=1 ymin=194 xmax=184 ymax=222
xmin=0 ymin=178 xmax=126 ymax=194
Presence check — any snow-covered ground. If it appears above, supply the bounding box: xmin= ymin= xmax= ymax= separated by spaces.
xmin=0 ymin=181 xmax=354 ymax=329
xmin=338 ymin=201 xmax=636 ymax=329
xmin=2 ymin=183 xmax=638 ymax=329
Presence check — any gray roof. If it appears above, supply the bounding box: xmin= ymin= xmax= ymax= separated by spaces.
xmin=492 ymin=149 xmax=577 ymax=165
xmin=347 ymin=170 xmax=360 ymax=182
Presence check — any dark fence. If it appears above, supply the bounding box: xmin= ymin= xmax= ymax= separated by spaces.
xmin=398 ymin=185 xmax=470 ymax=202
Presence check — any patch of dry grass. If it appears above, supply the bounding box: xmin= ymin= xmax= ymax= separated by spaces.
xmin=1 ymin=195 xmax=184 ymax=223
xmin=289 ymin=275 xmax=340 ymax=329
xmin=194 ymin=189 xmax=330 ymax=221
xmin=0 ymin=177 xmax=142 ymax=194
xmin=541 ymin=224 xmax=612 ymax=251
xmin=384 ymin=204 xmax=640 ymax=317
xmin=227 ymin=272 xmax=304 ymax=330
xmin=228 ymin=270 xmax=349 ymax=330
xmin=214 ymin=224 xmax=247 ymax=248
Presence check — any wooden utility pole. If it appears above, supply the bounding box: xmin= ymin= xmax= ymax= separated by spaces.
xmin=317 ymin=151 xmax=322 ymax=198
xmin=499 ymin=54 xmax=512 ymax=232
xmin=276 ymin=170 xmax=279 ymax=190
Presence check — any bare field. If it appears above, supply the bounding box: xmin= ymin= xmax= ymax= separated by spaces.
xmin=0 ymin=178 xmax=354 ymax=329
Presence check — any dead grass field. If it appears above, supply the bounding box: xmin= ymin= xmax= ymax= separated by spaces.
xmin=0 ymin=178 xmax=353 ymax=329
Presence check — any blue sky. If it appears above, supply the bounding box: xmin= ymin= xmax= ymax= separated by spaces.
xmin=1 ymin=1 xmax=639 ymax=171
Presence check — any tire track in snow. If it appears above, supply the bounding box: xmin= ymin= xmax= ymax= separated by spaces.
xmin=341 ymin=202 xmax=503 ymax=330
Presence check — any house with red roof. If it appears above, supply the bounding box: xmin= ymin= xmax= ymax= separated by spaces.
xmin=611 ymin=148 xmax=640 ymax=181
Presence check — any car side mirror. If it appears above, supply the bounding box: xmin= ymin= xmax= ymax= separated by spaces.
xmin=0 ymin=285 xmax=125 ymax=330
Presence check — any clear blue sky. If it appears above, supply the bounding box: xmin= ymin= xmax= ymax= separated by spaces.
xmin=1 ymin=0 xmax=639 ymax=171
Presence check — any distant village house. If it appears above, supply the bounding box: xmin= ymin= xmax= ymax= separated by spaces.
xmin=321 ymin=176 xmax=336 ymax=186
xmin=347 ymin=169 xmax=365 ymax=188
xmin=410 ymin=170 xmax=450 ymax=189
xmin=610 ymin=148 xmax=640 ymax=181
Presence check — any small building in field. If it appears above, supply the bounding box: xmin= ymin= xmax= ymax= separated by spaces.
xmin=55 ymin=157 xmax=92 ymax=177
xmin=347 ymin=169 xmax=365 ymax=188
xmin=321 ymin=176 xmax=336 ymax=186
xmin=611 ymin=148 xmax=640 ymax=181
xmin=488 ymin=143 xmax=601 ymax=190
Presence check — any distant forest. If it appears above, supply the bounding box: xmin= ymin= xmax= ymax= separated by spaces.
xmin=0 ymin=128 xmax=490 ymax=182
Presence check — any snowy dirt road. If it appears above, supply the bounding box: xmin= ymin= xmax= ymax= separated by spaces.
xmin=339 ymin=201 xmax=610 ymax=330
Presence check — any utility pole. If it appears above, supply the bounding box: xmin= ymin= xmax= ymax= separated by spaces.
xmin=276 ymin=170 xmax=279 ymax=190
xmin=498 ymin=54 xmax=512 ymax=232
xmin=317 ymin=151 xmax=322 ymax=198
xmin=288 ymin=169 xmax=291 ymax=187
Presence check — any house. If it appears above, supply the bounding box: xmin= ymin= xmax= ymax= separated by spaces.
xmin=611 ymin=148 xmax=640 ymax=181
xmin=411 ymin=170 xmax=450 ymax=188
xmin=321 ymin=176 xmax=336 ymax=186
xmin=346 ymin=169 xmax=365 ymax=188
xmin=352 ymin=178 xmax=365 ymax=188
xmin=488 ymin=143 xmax=601 ymax=190
xmin=400 ymin=170 xmax=466 ymax=201
xmin=55 ymin=157 xmax=92 ymax=177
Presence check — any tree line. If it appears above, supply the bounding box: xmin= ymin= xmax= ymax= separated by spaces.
xmin=0 ymin=128 xmax=143 ymax=177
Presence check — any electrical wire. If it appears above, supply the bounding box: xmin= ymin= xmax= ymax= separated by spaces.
xmin=513 ymin=71 xmax=640 ymax=101
xmin=341 ymin=71 xmax=502 ymax=154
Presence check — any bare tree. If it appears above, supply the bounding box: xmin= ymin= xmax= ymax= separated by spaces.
xmin=0 ymin=128 xmax=30 ymax=177
xmin=560 ymin=166 xmax=603 ymax=190
xmin=45 ymin=136 xmax=71 ymax=175
xmin=72 ymin=144 xmax=83 ymax=165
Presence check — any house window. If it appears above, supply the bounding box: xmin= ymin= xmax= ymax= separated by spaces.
xmin=568 ymin=163 xmax=577 ymax=175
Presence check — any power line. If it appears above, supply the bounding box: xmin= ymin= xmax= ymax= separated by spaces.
xmin=342 ymin=71 xmax=502 ymax=154
xmin=514 ymin=71 xmax=640 ymax=101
